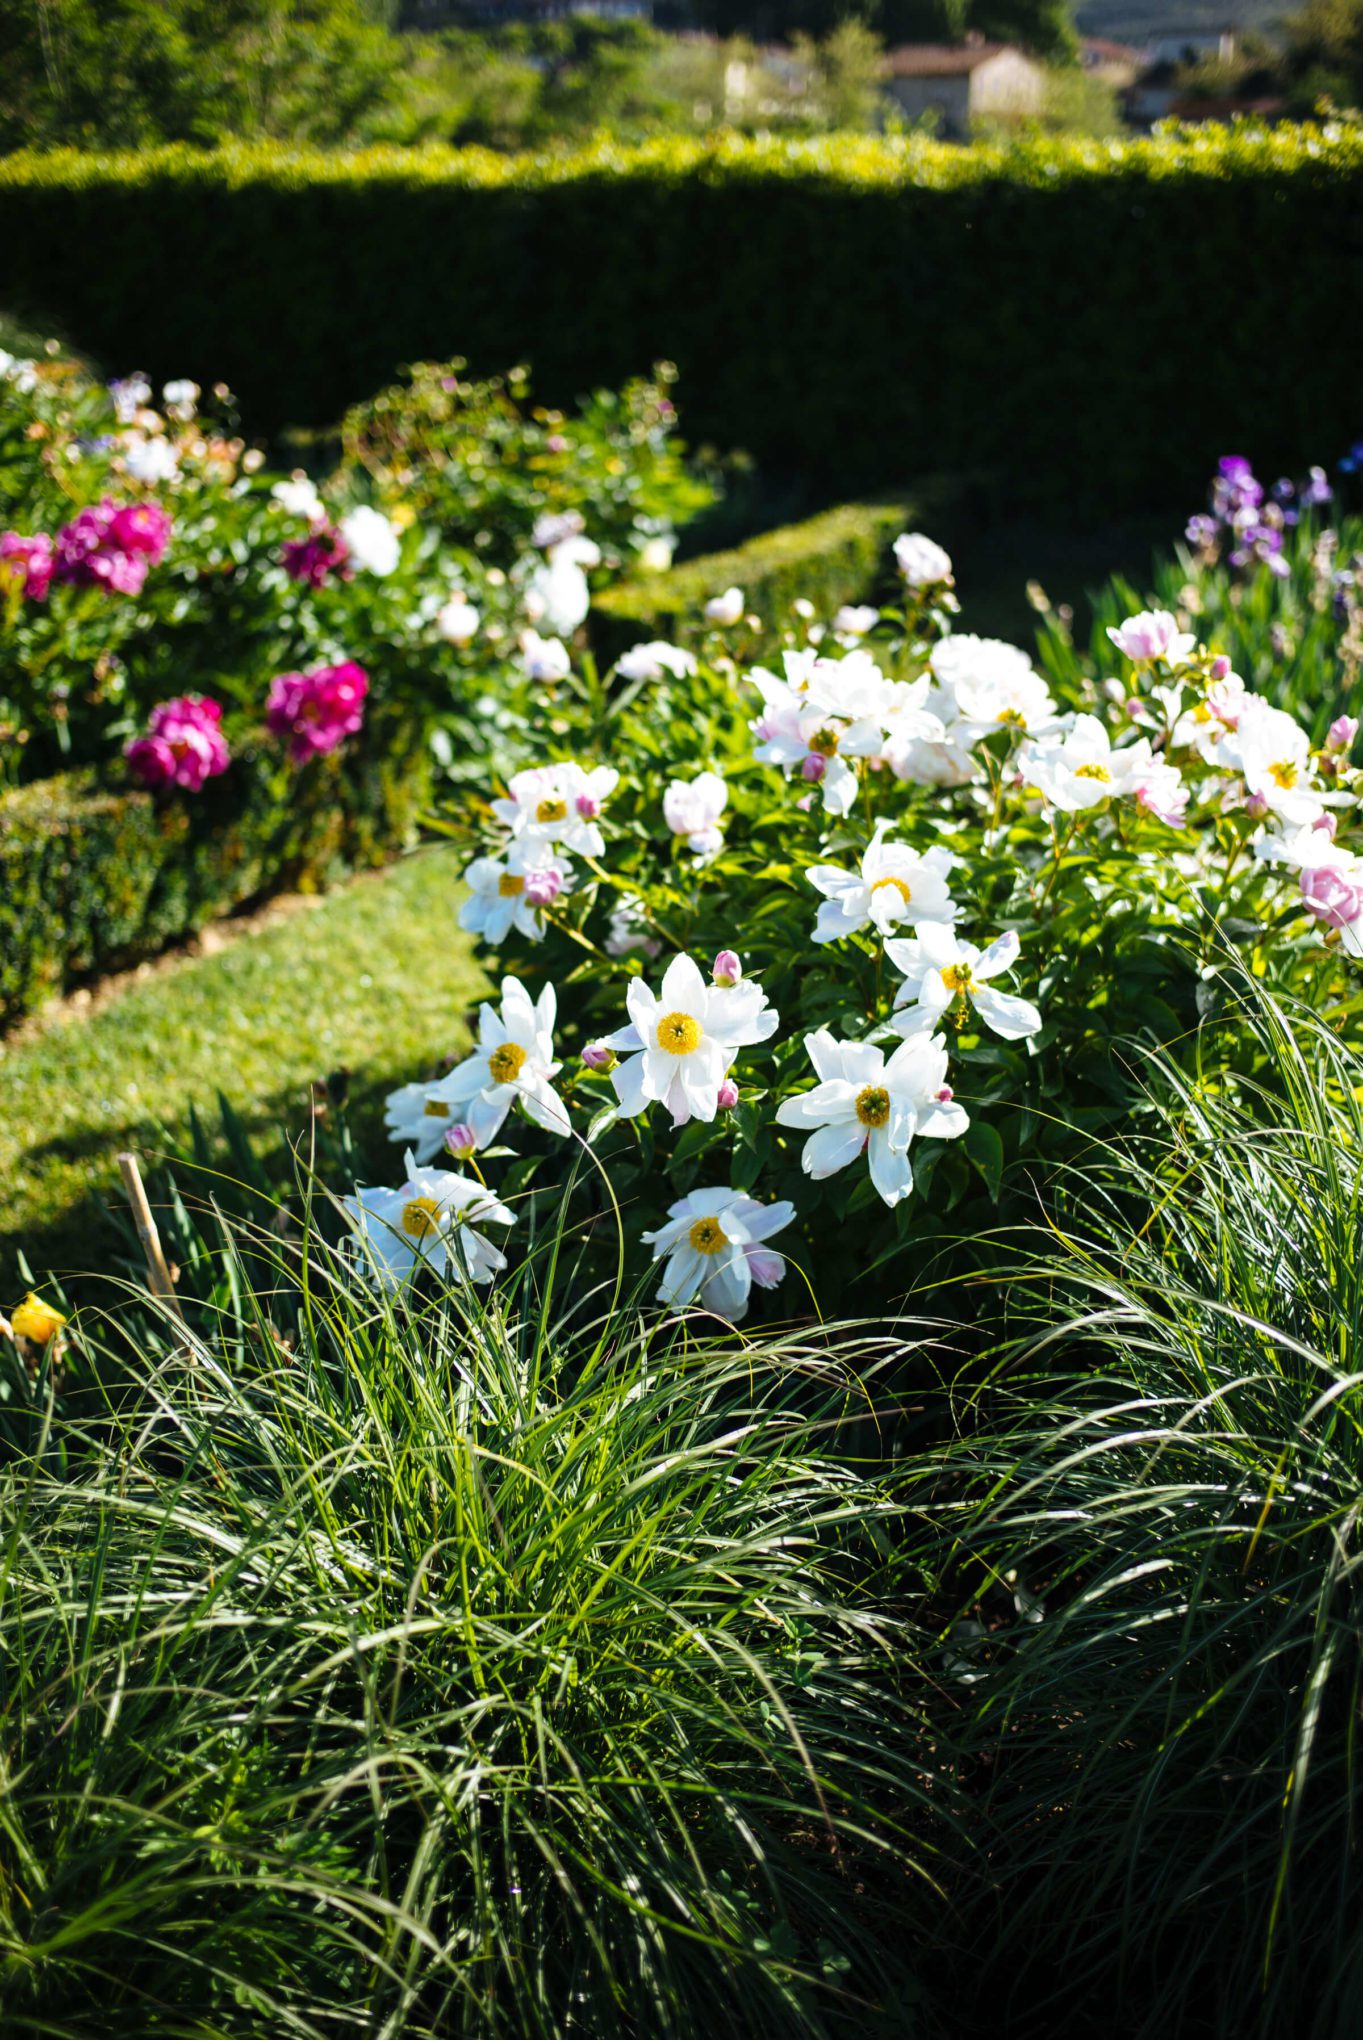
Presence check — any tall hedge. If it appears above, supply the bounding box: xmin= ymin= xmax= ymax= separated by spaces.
xmin=2 ymin=127 xmax=1360 ymax=509
xmin=0 ymin=720 xmax=425 ymax=1027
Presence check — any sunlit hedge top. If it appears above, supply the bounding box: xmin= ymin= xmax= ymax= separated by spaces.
xmin=4 ymin=122 xmax=1361 ymax=505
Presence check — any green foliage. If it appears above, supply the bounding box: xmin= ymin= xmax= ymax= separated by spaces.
xmin=0 ymin=720 xmax=426 ymax=1027
xmin=1283 ymin=0 xmax=1363 ymax=112
xmin=592 ymin=496 xmax=917 ymax=659
xmin=693 ymin=0 xmax=1074 ymax=61
xmin=910 ymin=982 xmax=1363 ymax=2035
xmin=2 ymin=126 xmax=1359 ymax=509
xmin=0 ymin=1216 xmax=945 ymax=2034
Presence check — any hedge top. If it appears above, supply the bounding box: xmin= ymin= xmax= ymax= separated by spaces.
xmin=2 ymin=119 xmax=1361 ymax=196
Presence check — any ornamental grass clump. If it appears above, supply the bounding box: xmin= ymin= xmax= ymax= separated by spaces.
xmin=0 ymin=1206 xmax=947 ymax=2038
xmin=913 ymin=982 xmax=1363 ymax=2039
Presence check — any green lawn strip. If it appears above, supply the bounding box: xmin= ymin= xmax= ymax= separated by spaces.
xmin=0 ymin=847 xmax=485 ymax=1287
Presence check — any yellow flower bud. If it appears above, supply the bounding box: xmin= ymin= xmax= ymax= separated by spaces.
xmin=11 ymin=1293 xmax=66 ymax=1346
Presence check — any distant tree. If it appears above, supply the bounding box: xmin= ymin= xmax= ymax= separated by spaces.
xmin=691 ymin=0 xmax=1076 ymax=60
xmin=1280 ymin=0 xmax=1363 ymax=110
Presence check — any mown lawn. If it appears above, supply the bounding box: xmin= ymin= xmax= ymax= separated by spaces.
xmin=0 ymin=847 xmax=485 ymax=1287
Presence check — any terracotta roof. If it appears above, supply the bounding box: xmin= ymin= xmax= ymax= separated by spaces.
xmin=883 ymin=41 xmax=1014 ymax=77
xmin=1080 ymin=35 xmax=1147 ymax=63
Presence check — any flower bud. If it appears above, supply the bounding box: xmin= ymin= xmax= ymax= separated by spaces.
xmin=10 ymin=1293 xmax=66 ymax=1345
xmin=1209 ymin=655 xmax=1232 ymax=681
xmin=716 ymin=1077 xmax=740 ymax=1109
xmin=1327 ymin=714 xmax=1359 ymax=755
xmin=1302 ymin=862 xmax=1363 ymax=929
xmin=801 ymin=753 xmax=826 ymax=783
xmin=712 ymin=949 xmax=742 ymax=987
xmin=582 ymin=1042 xmax=617 ymax=1072
xmin=524 ymin=868 xmax=562 ymax=907
xmin=443 ymin=1122 xmax=478 ymax=1161
xmin=575 ymin=792 xmax=601 ymax=819
xmin=936 ymin=1085 xmax=954 ymax=1104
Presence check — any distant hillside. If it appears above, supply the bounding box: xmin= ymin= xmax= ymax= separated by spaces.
xmin=1075 ymin=0 xmax=1285 ymax=44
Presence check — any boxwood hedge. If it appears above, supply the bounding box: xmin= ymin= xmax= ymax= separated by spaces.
xmin=1 ymin=126 xmax=1360 ymax=509
xmin=0 ymin=721 xmax=425 ymax=1027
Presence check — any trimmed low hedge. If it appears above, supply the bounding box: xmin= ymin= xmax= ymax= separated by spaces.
xmin=591 ymin=494 xmax=918 ymax=659
xmin=2 ymin=127 xmax=1361 ymax=508
xmin=0 ymin=719 xmax=426 ymax=1027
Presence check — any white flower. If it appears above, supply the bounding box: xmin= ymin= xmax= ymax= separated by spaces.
xmin=520 ymin=630 xmax=572 ymax=683
xmin=886 ymin=926 xmax=1041 ymax=1041
xmin=1128 ymin=749 xmax=1189 ymax=826
xmin=616 ymin=640 xmax=698 ymax=682
xmin=108 ymin=371 xmax=151 ymax=421
xmin=532 ymin=509 xmax=584 ymax=550
xmin=642 ymin=1188 xmax=794 ymax=1321
xmin=546 ymin=532 xmax=601 ymax=571
xmin=637 ymin=536 xmax=675 ymax=573
xmin=931 ymin=636 xmax=1060 ymax=739
xmin=526 ymin=556 xmax=590 ymax=636
xmin=1107 ymin=609 xmax=1196 ymax=666
xmin=344 ymin=1153 xmax=514 ymax=1289
xmin=383 ymin=1075 xmax=470 ymax=1166
xmin=704 ymin=586 xmax=745 ymax=626
xmin=604 ymin=893 xmax=660 ymax=959
xmin=272 ymin=472 xmax=324 ymax=522
xmin=1224 ymin=697 xmax=1323 ymax=825
xmin=664 ymin=771 xmax=728 ymax=858
xmin=458 ymin=835 xmax=572 ymax=946
xmin=339 ymin=505 xmax=401 ymax=576
xmin=832 ymin=604 xmax=880 ymax=637
xmin=122 ymin=433 xmax=179 ymax=484
xmin=893 ymin=532 xmax=953 ymax=588
xmin=885 ymin=682 xmax=980 ymax=788
xmin=749 ymin=669 xmax=886 ymax=816
xmin=775 ymin=1029 xmax=967 ymax=1208
xmin=437 ymin=593 xmax=480 ymax=644
xmin=605 ymin=951 xmax=778 ymax=1128
xmin=491 ymin=761 xmax=618 ymax=857
xmin=438 ymin=975 xmax=570 ymax=1147
xmin=161 ymin=378 xmax=199 ymax=419
xmin=806 ymin=824 xmax=956 ymax=944
xmin=1171 ymin=671 xmax=1249 ymax=764
xmin=1022 ymin=714 xmax=1143 ymax=812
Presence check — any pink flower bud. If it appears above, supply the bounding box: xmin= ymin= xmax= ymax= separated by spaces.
xmin=444 ymin=1122 xmax=478 ymax=1160
xmin=1314 ymin=811 xmax=1340 ymax=837
xmin=575 ymin=792 xmax=601 ymax=819
xmin=1244 ymin=792 xmax=1269 ymax=820
xmin=1301 ymin=862 xmax=1363 ymax=929
xmin=712 ymin=949 xmax=742 ymax=987
xmin=1327 ymin=715 xmax=1359 ymax=756
xmin=1209 ymin=655 xmax=1232 ymax=681
xmin=801 ymin=754 xmax=826 ymax=783
xmin=524 ymin=868 xmax=562 ymax=907
xmin=936 ymin=1085 xmax=954 ymax=1104
xmin=716 ymin=1077 xmax=740 ymax=1109
xmin=581 ymin=1041 xmax=616 ymax=1072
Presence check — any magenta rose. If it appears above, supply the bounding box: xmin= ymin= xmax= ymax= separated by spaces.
xmin=266 ymin=660 xmax=369 ymax=762
xmin=282 ymin=524 xmax=351 ymax=588
xmin=1300 ymin=861 xmax=1363 ymax=931
xmin=108 ymin=502 xmax=172 ymax=561
xmin=126 ymin=694 xmax=230 ymax=792
xmin=0 ymin=532 xmax=55 ymax=600
xmin=54 ymin=497 xmax=170 ymax=595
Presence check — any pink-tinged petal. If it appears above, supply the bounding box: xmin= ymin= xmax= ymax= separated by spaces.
xmin=973 ymin=930 xmax=1021 ymax=981
xmin=970 ymin=985 xmax=1042 ymax=1040
xmin=745 ymin=1248 xmax=787 ymax=1289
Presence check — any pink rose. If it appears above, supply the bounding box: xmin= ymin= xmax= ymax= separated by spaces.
xmin=127 ymin=694 xmax=229 ymax=791
xmin=0 ymin=532 xmax=54 ymax=600
xmin=266 ymin=661 xmax=368 ymax=763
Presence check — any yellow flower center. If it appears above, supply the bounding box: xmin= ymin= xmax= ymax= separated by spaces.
xmin=1074 ymin=762 xmax=1111 ymax=782
xmin=872 ymin=876 xmax=913 ymax=909
xmin=1269 ymin=759 xmax=1298 ymax=789
xmin=497 ymin=873 xmax=525 ymax=897
xmin=940 ymin=962 xmax=974 ymax=993
xmin=997 ymin=707 xmax=1026 ymax=728
xmin=1192 ymin=703 xmax=1212 ymax=724
xmin=688 ymin=1216 xmax=729 ymax=1255
xmin=488 ymin=1040 xmax=528 ymax=1084
xmin=855 ymin=1085 xmax=891 ymax=1129
xmin=535 ymin=796 xmax=568 ymax=823
xmin=401 ymin=1196 xmax=442 ymax=1241
xmin=656 ymin=1011 xmax=702 ymax=1055
xmin=423 ymin=1097 xmax=452 ymax=1116
xmin=11 ymin=1294 xmax=66 ymax=1344
xmin=807 ymin=726 xmax=841 ymax=757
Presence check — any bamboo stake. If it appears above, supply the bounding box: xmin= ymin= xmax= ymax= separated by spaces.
xmin=117 ymin=1151 xmax=185 ymax=1323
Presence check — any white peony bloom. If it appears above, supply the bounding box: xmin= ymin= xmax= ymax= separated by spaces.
xmin=1223 ymin=697 xmax=1323 ymax=826
xmin=604 ymin=951 xmax=778 ymax=1128
xmin=832 ymin=603 xmax=880 ymax=637
xmin=664 ymin=771 xmax=728 ymax=859
xmin=616 ymin=640 xmax=698 ymax=682
xmin=382 ymin=1076 xmax=473 ymax=1167
xmin=806 ymin=823 xmax=957 ymax=944
xmin=893 ymin=532 xmax=953 ymax=588
xmin=344 ymin=1153 xmax=514 ymax=1289
xmin=437 ymin=593 xmax=480 ymax=644
xmin=458 ymin=835 xmax=573 ymax=946
xmin=438 ymin=975 xmax=570 ymax=1148
xmin=704 ymin=586 xmax=745 ymax=626
xmin=604 ymin=893 xmax=661 ymax=959
xmin=491 ymin=761 xmax=618 ymax=858
xmin=775 ymin=1029 xmax=967 ymax=1208
xmin=1171 ymin=671 xmax=1250 ymax=765
xmin=546 ymin=532 xmax=601 ymax=571
xmin=886 ymin=926 xmax=1041 ymax=1041
xmin=520 ymin=630 xmax=572 ymax=683
xmin=931 ymin=635 xmax=1060 ymax=739
xmin=526 ymin=557 xmax=591 ymax=637
xmin=1021 ymin=714 xmax=1145 ymax=812
xmin=748 ymin=667 xmax=890 ymax=816
xmin=271 ymin=472 xmax=324 ymax=522
xmin=339 ymin=505 xmax=401 ymax=576
xmin=642 ymin=1188 xmax=795 ymax=1320
xmin=122 ymin=433 xmax=179 ymax=484
xmin=1107 ymin=609 xmax=1196 ymax=667
xmin=885 ymin=681 xmax=981 ymax=788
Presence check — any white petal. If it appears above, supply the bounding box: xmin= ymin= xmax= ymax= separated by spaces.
xmin=971 ymin=985 xmax=1042 ymax=1040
